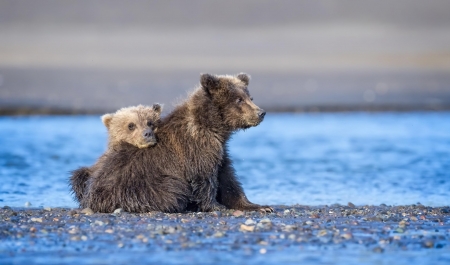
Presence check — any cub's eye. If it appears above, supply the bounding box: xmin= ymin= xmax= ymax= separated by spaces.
xmin=128 ymin=123 xmax=136 ymax=131
xmin=236 ymin=98 xmax=243 ymax=104
xmin=147 ymin=120 xmax=153 ymax=127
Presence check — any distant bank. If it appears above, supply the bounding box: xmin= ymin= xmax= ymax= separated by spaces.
xmin=1 ymin=67 xmax=449 ymax=115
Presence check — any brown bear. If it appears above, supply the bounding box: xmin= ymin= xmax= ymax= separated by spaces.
xmin=85 ymin=73 xmax=272 ymax=213
xmin=69 ymin=104 xmax=163 ymax=206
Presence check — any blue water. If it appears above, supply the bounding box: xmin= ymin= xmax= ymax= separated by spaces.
xmin=0 ymin=112 xmax=449 ymax=208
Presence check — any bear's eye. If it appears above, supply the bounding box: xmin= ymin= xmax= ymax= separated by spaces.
xmin=128 ymin=123 xmax=136 ymax=131
xmin=236 ymin=98 xmax=243 ymax=104
xmin=147 ymin=120 xmax=153 ymax=127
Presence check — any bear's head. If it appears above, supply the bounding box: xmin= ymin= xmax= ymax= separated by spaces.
xmin=200 ymin=73 xmax=265 ymax=130
xmin=101 ymin=104 xmax=162 ymax=149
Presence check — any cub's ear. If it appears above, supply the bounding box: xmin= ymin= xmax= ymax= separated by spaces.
xmin=101 ymin=113 xmax=114 ymax=129
xmin=237 ymin=73 xmax=250 ymax=86
xmin=200 ymin=73 xmax=220 ymax=93
xmin=152 ymin=103 xmax=162 ymax=114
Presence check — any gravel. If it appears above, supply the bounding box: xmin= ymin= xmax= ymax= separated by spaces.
xmin=0 ymin=204 xmax=449 ymax=264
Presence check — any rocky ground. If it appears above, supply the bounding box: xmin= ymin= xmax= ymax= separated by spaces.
xmin=0 ymin=204 xmax=449 ymax=264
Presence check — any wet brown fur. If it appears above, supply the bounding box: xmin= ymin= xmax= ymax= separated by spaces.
xmin=84 ymin=73 xmax=271 ymax=212
xmin=69 ymin=104 xmax=162 ymax=206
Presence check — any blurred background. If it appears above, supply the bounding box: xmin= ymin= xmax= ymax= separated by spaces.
xmin=1 ymin=0 xmax=450 ymax=114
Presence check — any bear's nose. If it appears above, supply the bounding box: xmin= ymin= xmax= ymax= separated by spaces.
xmin=258 ymin=109 xmax=266 ymax=119
xmin=143 ymin=129 xmax=154 ymax=138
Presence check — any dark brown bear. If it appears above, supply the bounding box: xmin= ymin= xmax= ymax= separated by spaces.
xmin=85 ymin=73 xmax=272 ymax=213
xmin=70 ymin=104 xmax=165 ymax=207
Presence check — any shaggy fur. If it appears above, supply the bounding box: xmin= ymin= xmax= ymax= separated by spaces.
xmin=83 ymin=143 xmax=191 ymax=213
xmin=69 ymin=104 xmax=162 ymax=206
xmin=84 ymin=73 xmax=272 ymax=213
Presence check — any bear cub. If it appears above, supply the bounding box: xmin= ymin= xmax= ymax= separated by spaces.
xmin=69 ymin=104 xmax=162 ymax=206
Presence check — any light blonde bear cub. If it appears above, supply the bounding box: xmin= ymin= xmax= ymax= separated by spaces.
xmin=101 ymin=104 xmax=161 ymax=149
xmin=69 ymin=104 xmax=162 ymax=205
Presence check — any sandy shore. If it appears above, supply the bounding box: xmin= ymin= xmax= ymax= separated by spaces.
xmin=1 ymin=204 xmax=449 ymax=264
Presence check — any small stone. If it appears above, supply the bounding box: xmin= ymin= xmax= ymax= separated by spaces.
xmin=44 ymin=207 xmax=52 ymax=211
xmin=341 ymin=233 xmax=353 ymax=240
xmin=31 ymin=217 xmax=43 ymax=223
xmin=310 ymin=213 xmax=319 ymax=218
xmin=258 ymin=240 xmax=268 ymax=245
xmin=24 ymin=202 xmax=32 ymax=207
xmin=211 ymin=211 xmax=222 ymax=217
xmin=398 ymin=221 xmax=407 ymax=228
xmin=284 ymin=209 xmax=290 ymax=214
xmin=118 ymin=243 xmax=124 ymax=248
xmin=213 ymin=232 xmax=224 ymax=238
xmin=373 ymin=247 xmax=384 ymax=253
xmin=240 ymin=224 xmax=255 ymax=232
xmin=259 ymin=218 xmax=271 ymax=224
xmin=233 ymin=210 xmax=244 ymax=217
xmin=180 ymin=219 xmax=190 ymax=223
xmin=283 ymin=225 xmax=297 ymax=231
xmin=244 ymin=219 xmax=256 ymax=225
xmin=166 ymin=227 xmax=176 ymax=234
xmin=259 ymin=248 xmax=267 ymax=254
xmin=317 ymin=230 xmax=328 ymax=237
xmin=68 ymin=226 xmax=79 ymax=234
xmin=423 ymin=240 xmax=434 ymax=248
xmin=347 ymin=202 xmax=355 ymax=208
xmin=68 ymin=210 xmax=77 ymax=216
xmin=113 ymin=208 xmax=123 ymax=214
xmin=81 ymin=235 xmax=88 ymax=241
xmin=305 ymin=220 xmax=313 ymax=225
xmin=288 ymin=234 xmax=296 ymax=240
xmin=70 ymin=236 xmax=81 ymax=241
xmin=29 ymin=227 xmax=37 ymax=233
xmin=105 ymin=229 xmax=114 ymax=234
xmin=81 ymin=208 xmax=94 ymax=215
xmin=395 ymin=228 xmax=404 ymax=233
xmin=94 ymin=220 xmax=105 ymax=226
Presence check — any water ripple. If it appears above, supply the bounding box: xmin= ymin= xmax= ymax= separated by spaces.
xmin=0 ymin=112 xmax=449 ymax=207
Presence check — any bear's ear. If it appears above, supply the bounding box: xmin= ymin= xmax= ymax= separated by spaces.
xmin=152 ymin=103 xmax=162 ymax=114
xmin=200 ymin=73 xmax=220 ymax=93
xmin=237 ymin=73 xmax=250 ymax=86
xmin=101 ymin=113 xmax=114 ymax=129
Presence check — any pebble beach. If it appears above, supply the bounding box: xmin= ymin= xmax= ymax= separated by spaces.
xmin=1 ymin=204 xmax=449 ymax=264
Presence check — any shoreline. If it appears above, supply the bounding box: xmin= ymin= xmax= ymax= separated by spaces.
xmin=1 ymin=204 xmax=449 ymax=264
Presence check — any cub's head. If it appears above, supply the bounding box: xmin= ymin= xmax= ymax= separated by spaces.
xmin=101 ymin=104 xmax=162 ymax=149
xmin=200 ymin=73 xmax=265 ymax=130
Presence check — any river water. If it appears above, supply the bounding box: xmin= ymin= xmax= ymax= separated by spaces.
xmin=0 ymin=112 xmax=449 ymax=208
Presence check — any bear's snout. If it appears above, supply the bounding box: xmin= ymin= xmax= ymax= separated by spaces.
xmin=143 ymin=129 xmax=157 ymax=143
xmin=258 ymin=109 xmax=266 ymax=120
